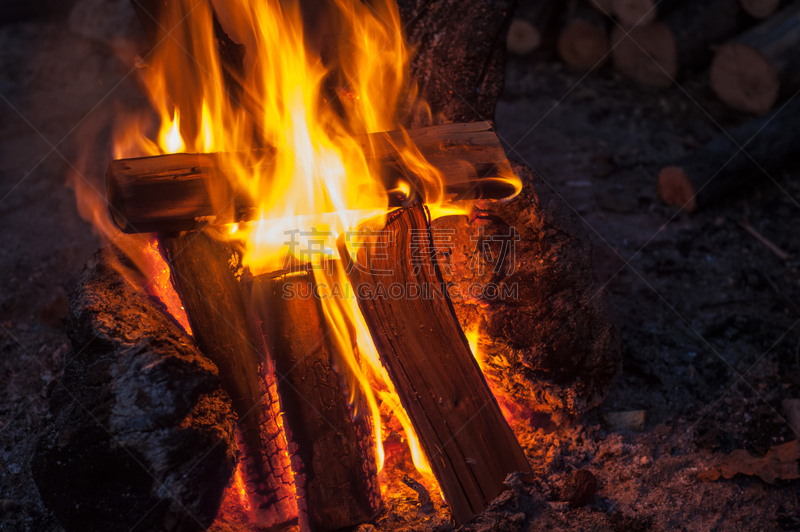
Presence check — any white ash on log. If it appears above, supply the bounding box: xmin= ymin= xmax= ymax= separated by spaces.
xmin=557 ymin=0 xmax=609 ymax=70
xmin=31 ymin=246 xmax=238 ymax=532
xmin=158 ymin=231 xmax=299 ymax=529
xmin=247 ymin=269 xmax=382 ymax=531
xmin=710 ymin=1 xmax=800 ymax=115
xmin=611 ymin=0 xmax=749 ymax=86
xmin=657 ymin=95 xmax=800 ymax=211
xmin=340 ymin=203 xmax=531 ymax=525
xmin=106 ymin=122 xmax=518 ymax=234
xmin=431 ymin=161 xmax=622 ymax=416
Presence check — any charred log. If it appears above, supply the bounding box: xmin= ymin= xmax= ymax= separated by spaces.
xmin=340 ymin=203 xmax=531 ymax=525
xmin=248 ymin=269 xmax=381 ymax=531
xmin=32 ymin=245 xmax=237 ymax=532
xmin=158 ymin=231 xmax=298 ymax=530
xmin=431 ymin=162 xmax=622 ymax=416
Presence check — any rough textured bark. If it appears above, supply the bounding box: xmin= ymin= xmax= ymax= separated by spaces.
xmin=159 ymin=231 xmax=298 ymax=530
xmin=32 ymin=246 xmax=238 ymax=532
xmin=248 ymin=270 xmax=381 ymax=532
xmin=657 ymin=94 xmax=800 ymax=212
xmin=396 ymin=0 xmax=517 ymax=125
xmin=107 ymin=122 xmax=517 ymax=234
xmin=710 ymin=1 xmax=800 ymax=114
xmin=432 ymin=162 xmax=622 ymax=416
xmin=341 ymin=203 xmax=531 ymax=525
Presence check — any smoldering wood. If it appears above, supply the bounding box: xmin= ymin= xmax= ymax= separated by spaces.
xmin=431 ymin=161 xmax=622 ymax=416
xmin=611 ymin=0 xmax=749 ymax=86
xmin=31 ymin=245 xmax=238 ymax=532
xmin=158 ymin=231 xmax=299 ymax=529
xmin=247 ymin=269 xmax=381 ymax=532
xmin=340 ymin=203 xmax=531 ymax=525
xmin=657 ymin=94 xmax=800 ymax=212
xmin=710 ymin=1 xmax=800 ymax=114
xmin=107 ymin=122 xmax=517 ymax=234
xmin=557 ymin=0 xmax=609 ymax=70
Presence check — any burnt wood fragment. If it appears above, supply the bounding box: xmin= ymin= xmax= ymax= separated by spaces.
xmin=32 ymin=246 xmax=237 ymax=532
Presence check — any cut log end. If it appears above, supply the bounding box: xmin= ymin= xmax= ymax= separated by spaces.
xmin=558 ymin=20 xmax=609 ymax=69
xmin=657 ymin=166 xmax=697 ymax=211
xmin=611 ymin=23 xmax=676 ymax=86
xmin=710 ymin=43 xmax=778 ymax=115
xmin=507 ymin=19 xmax=541 ymax=55
xmin=740 ymin=0 xmax=781 ymax=18
xmin=613 ymin=0 xmax=656 ymax=28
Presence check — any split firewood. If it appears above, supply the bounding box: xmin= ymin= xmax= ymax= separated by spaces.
xmin=710 ymin=1 xmax=800 ymax=115
xmin=507 ymin=0 xmax=564 ymax=56
xmin=247 ymin=269 xmax=381 ymax=532
xmin=558 ymin=0 xmax=610 ymax=70
xmin=657 ymin=95 xmax=800 ymax=212
xmin=32 ymin=245 xmax=238 ymax=532
xmin=159 ymin=231 xmax=299 ymax=530
xmin=612 ymin=0 xmax=748 ymax=86
xmin=106 ymin=121 xmax=517 ymax=234
xmin=741 ymin=0 xmax=783 ymax=18
xmin=339 ymin=203 xmax=531 ymax=525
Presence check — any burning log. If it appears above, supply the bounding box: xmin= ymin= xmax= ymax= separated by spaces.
xmin=611 ymin=0 xmax=748 ymax=86
xmin=710 ymin=1 xmax=800 ymax=115
xmin=247 ymin=269 xmax=382 ymax=531
xmin=432 ymin=161 xmax=622 ymax=416
xmin=340 ymin=203 xmax=531 ymax=525
xmin=32 ymin=246 xmax=238 ymax=532
xmin=557 ymin=0 xmax=610 ymax=70
xmin=657 ymin=95 xmax=800 ymax=211
xmin=107 ymin=122 xmax=517 ymax=233
xmin=158 ymin=231 xmax=299 ymax=529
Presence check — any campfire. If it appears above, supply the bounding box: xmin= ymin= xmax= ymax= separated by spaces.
xmin=31 ymin=0 xmax=620 ymax=531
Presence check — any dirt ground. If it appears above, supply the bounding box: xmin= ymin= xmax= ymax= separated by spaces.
xmin=3 ymin=1 xmax=800 ymax=531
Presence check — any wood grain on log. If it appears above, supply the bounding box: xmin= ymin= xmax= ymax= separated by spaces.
xmin=247 ymin=269 xmax=381 ymax=532
xmin=710 ymin=1 xmax=800 ymax=114
xmin=340 ymin=203 xmax=531 ymax=525
xmin=558 ymin=0 xmax=609 ymax=70
xmin=107 ymin=122 xmax=517 ymax=234
xmin=611 ymin=0 xmax=748 ymax=86
xmin=657 ymin=95 xmax=800 ymax=211
xmin=32 ymin=245 xmax=237 ymax=532
xmin=159 ymin=231 xmax=299 ymax=530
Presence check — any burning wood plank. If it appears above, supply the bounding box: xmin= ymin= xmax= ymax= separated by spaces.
xmin=247 ymin=269 xmax=381 ymax=531
xmin=339 ymin=203 xmax=531 ymax=525
xmin=106 ymin=121 xmax=518 ymax=234
xmin=158 ymin=231 xmax=299 ymax=530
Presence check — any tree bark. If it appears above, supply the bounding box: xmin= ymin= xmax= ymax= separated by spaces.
xmin=247 ymin=269 xmax=381 ymax=532
xmin=107 ymin=122 xmax=517 ymax=234
xmin=612 ymin=0 xmax=748 ymax=86
xmin=158 ymin=231 xmax=299 ymax=530
xmin=657 ymin=94 xmax=800 ymax=211
xmin=32 ymin=245 xmax=238 ymax=532
xmin=340 ymin=203 xmax=531 ymax=526
xmin=710 ymin=1 xmax=800 ymax=114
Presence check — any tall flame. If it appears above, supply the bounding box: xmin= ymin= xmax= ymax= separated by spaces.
xmin=108 ymin=0 xmax=511 ymax=505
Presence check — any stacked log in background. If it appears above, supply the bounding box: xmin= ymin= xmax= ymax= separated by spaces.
xmin=508 ymin=0 xmax=800 ymax=211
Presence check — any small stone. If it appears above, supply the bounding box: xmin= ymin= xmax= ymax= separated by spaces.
xmin=560 ymin=469 xmax=598 ymax=508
